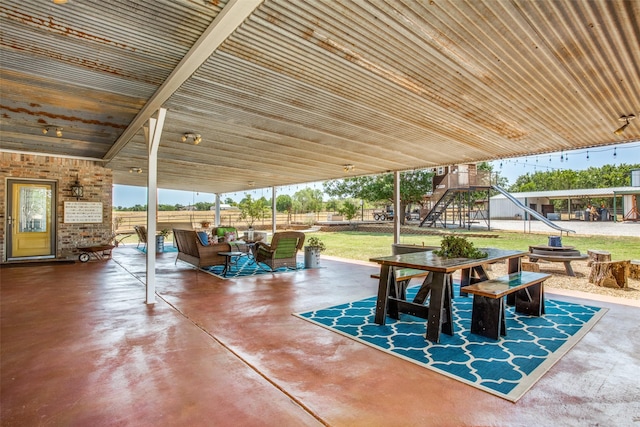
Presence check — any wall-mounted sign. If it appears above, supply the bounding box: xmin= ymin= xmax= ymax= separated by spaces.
xmin=64 ymin=202 xmax=103 ymax=223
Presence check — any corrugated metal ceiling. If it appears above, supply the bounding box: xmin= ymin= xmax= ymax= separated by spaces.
xmin=1 ymin=0 xmax=638 ymax=194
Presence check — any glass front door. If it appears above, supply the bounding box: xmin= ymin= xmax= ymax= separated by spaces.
xmin=6 ymin=180 xmax=56 ymax=259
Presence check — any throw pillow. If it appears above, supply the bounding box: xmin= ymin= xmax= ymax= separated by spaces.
xmin=196 ymin=231 xmax=210 ymax=246
xmin=224 ymin=231 xmax=236 ymax=242
xmin=216 ymin=227 xmax=236 ymax=237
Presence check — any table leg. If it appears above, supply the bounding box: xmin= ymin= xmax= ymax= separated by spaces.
xmin=460 ymin=265 xmax=488 ymax=297
xmin=222 ymin=255 xmax=232 ymax=277
xmin=563 ymin=261 xmax=576 ymax=276
xmin=375 ymin=265 xmax=393 ymax=325
xmin=412 ymin=272 xmax=433 ymax=304
xmin=426 ymin=272 xmax=454 ymax=342
xmin=506 ymin=256 xmax=522 ymax=306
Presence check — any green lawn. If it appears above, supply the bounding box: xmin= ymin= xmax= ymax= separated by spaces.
xmin=313 ymin=230 xmax=640 ymax=262
xmin=120 ymin=228 xmax=640 ymax=261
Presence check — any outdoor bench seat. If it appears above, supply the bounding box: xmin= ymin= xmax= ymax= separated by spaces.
xmin=527 ymin=254 xmax=588 ymax=277
xmin=462 ymin=271 xmax=551 ymax=340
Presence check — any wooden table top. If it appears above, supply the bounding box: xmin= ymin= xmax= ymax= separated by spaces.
xmin=370 ymin=248 xmax=526 ymax=273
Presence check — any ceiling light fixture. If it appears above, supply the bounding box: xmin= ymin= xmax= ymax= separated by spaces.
xmin=129 ymin=167 xmax=142 ymax=174
xmin=42 ymin=126 xmax=63 ymax=137
xmin=613 ymin=114 xmax=635 ymax=135
xmin=53 ymin=0 xmax=69 ymax=4
xmin=182 ymin=133 xmax=202 ymax=144
xmin=343 ymin=164 xmax=355 ymax=172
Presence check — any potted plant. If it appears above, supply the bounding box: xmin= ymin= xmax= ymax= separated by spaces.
xmin=433 ymin=235 xmax=487 ymax=259
xmin=156 ymin=228 xmax=170 ymax=253
xmin=304 ymin=236 xmax=326 ymax=268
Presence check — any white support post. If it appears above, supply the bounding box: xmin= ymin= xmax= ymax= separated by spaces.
xmin=143 ymin=107 xmax=166 ymax=305
xmin=394 ymin=171 xmax=401 ymax=244
xmin=272 ymin=187 xmax=277 ymax=234
xmin=215 ymin=194 xmax=221 ymax=227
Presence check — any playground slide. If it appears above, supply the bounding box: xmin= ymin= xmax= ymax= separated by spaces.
xmin=492 ymin=185 xmax=575 ymax=234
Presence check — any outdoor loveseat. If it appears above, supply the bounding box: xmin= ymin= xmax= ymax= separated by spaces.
xmin=173 ymin=228 xmax=232 ymax=269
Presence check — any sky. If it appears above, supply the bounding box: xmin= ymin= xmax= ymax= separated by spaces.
xmin=112 ymin=141 xmax=640 ymax=207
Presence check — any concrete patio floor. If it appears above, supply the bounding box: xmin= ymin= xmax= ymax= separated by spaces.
xmin=1 ymin=247 xmax=639 ymax=426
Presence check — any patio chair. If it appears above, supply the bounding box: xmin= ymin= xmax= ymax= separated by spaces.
xmin=254 ymin=231 xmax=305 ymax=271
xmin=134 ymin=225 xmax=147 ymax=249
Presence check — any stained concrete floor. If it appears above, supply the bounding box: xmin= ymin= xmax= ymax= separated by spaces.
xmin=1 ymin=247 xmax=639 ymax=426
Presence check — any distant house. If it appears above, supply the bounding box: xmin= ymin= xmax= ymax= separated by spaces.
xmin=210 ymin=204 xmax=235 ymax=210
xmin=489 ymin=186 xmax=640 ymax=221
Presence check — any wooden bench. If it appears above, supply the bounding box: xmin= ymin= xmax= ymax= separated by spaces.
xmin=527 ymin=254 xmax=588 ymax=276
xmin=462 ymin=271 xmax=551 ymax=339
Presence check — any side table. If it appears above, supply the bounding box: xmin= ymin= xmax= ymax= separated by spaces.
xmin=218 ymin=251 xmax=244 ymax=277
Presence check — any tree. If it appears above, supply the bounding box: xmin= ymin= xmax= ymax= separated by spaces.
xmin=238 ymin=194 xmax=269 ymax=228
xmin=276 ymin=194 xmax=293 ymax=224
xmin=323 ymin=170 xmax=433 ymax=224
xmin=509 ymin=163 xmax=640 ymax=193
xmin=338 ymin=199 xmax=360 ymax=220
xmin=224 ymin=197 xmax=238 ymax=207
xmin=293 ymin=188 xmax=324 ymax=214
xmin=194 ymin=201 xmax=214 ymax=211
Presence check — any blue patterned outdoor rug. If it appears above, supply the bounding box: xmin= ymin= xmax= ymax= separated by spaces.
xmin=200 ymin=256 xmax=306 ymax=279
xmin=137 ymin=245 xmax=178 ymax=254
xmin=295 ymin=284 xmax=607 ymax=402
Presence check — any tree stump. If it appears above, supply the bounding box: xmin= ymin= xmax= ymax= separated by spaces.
xmin=521 ymin=261 xmax=540 ymax=272
xmin=630 ymin=261 xmax=640 ymax=280
xmin=587 ymin=250 xmax=611 ymax=267
xmin=588 ymin=260 xmax=630 ymax=288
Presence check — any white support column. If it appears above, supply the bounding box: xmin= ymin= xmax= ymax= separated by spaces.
xmin=394 ymin=171 xmax=401 ymax=244
xmin=215 ymin=194 xmax=221 ymax=227
xmin=272 ymin=187 xmax=277 ymax=234
xmin=143 ymin=108 xmax=166 ymax=305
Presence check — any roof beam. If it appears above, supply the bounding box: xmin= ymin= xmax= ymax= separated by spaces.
xmin=103 ymin=0 xmax=263 ymax=162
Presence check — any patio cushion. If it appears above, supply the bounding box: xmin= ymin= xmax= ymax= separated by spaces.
xmin=196 ymin=231 xmax=209 ymax=246
xmin=215 ymin=227 xmax=237 ymax=237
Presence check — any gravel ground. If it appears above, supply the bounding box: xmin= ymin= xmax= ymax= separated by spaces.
xmin=470 ymin=220 xmax=640 ymax=300
xmin=487 ymin=259 xmax=640 ymax=300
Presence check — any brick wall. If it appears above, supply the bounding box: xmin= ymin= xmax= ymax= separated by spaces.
xmin=1 ymin=152 xmax=113 ymax=261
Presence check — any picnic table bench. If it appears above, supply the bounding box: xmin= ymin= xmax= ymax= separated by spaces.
xmin=528 ymin=245 xmax=588 ymax=276
xmin=462 ymin=271 xmax=551 ymax=339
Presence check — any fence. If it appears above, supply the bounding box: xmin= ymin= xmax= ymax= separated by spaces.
xmin=113 ymin=209 xmax=392 ymax=232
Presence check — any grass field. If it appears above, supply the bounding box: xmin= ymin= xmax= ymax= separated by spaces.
xmin=311 ymin=230 xmax=640 ymax=262
xmin=124 ymin=226 xmax=640 ymax=262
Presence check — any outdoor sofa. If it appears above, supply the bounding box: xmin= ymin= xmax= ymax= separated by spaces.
xmin=173 ymin=228 xmax=233 ymax=269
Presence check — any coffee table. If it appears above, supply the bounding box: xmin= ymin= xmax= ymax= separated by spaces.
xmin=218 ymin=251 xmax=244 ymax=277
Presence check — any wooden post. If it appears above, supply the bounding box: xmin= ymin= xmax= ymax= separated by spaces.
xmin=521 ymin=261 xmax=540 ymax=272
xmin=587 ymin=250 xmax=611 ymax=266
xmin=588 ymin=260 xmax=630 ymax=288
